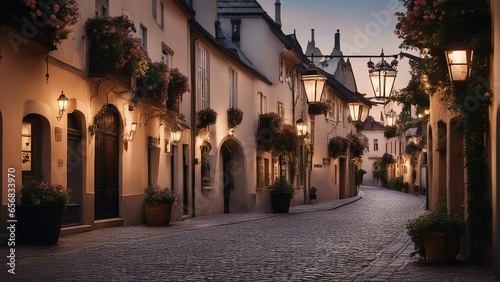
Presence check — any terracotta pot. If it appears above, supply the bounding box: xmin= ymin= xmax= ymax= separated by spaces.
xmin=144 ymin=203 xmax=172 ymax=226
xmin=423 ymin=231 xmax=461 ymax=263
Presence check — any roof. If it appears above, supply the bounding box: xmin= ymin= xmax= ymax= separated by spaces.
xmin=218 ymin=0 xmax=308 ymax=62
xmin=189 ymin=18 xmax=272 ymax=84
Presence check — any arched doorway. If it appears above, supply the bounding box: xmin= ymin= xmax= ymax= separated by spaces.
xmin=63 ymin=113 xmax=83 ymax=225
xmin=220 ymin=139 xmax=246 ymax=213
xmin=94 ymin=105 xmax=119 ymax=220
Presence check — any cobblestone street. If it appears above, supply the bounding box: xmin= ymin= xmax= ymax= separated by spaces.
xmin=2 ymin=186 xmax=497 ymax=281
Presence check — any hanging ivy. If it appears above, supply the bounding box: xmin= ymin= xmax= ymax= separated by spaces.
xmin=395 ymin=0 xmax=491 ymax=263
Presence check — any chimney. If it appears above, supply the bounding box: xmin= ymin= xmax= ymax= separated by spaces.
xmin=275 ymin=0 xmax=281 ymax=27
xmin=334 ymin=29 xmax=340 ymax=51
xmin=311 ymin=29 xmax=315 ymax=43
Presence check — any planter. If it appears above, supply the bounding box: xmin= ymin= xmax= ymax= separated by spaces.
xmin=271 ymin=194 xmax=291 ymax=213
xmin=309 ymin=194 xmax=317 ymax=204
xmin=16 ymin=205 xmax=65 ymax=245
xmin=423 ymin=231 xmax=461 ymax=263
xmin=144 ymin=203 xmax=172 ymax=226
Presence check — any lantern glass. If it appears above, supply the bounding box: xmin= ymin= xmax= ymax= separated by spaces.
xmin=386 ymin=109 xmax=397 ymax=127
xmin=295 ymin=118 xmax=307 ymax=137
xmin=348 ymin=103 xmax=362 ymax=122
xmin=171 ymin=126 xmax=182 ymax=143
xmin=301 ymin=64 xmax=326 ymax=103
xmin=445 ymin=48 xmax=473 ymax=82
xmin=360 ymin=104 xmax=370 ymax=122
xmin=57 ymin=92 xmax=68 ymax=112
xmin=369 ymin=68 xmax=397 ymax=99
xmin=130 ymin=122 xmax=137 ymax=133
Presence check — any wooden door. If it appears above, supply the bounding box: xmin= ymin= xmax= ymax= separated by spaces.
xmin=63 ymin=113 xmax=83 ymax=225
xmin=94 ymin=109 xmax=119 ymax=219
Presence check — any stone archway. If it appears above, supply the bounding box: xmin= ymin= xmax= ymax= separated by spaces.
xmin=220 ymin=138 xmax=247 ymax=213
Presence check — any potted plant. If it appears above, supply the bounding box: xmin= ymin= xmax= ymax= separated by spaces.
xmin=17 ymin=179 xmax=71 ymax=245
xmin=196 ymin=108 xmax=218 ymax=129
xmin=309 ymin=186 xmax=318 ymax=204
xmin=406 ymin=204 xmax=467 ymax=263
xmin=268 ymin=177 xmax=295 ymax=213
xmin=227 ymin=107 xmax=244 ymax=128
xmin=144 ymin=185 xmax=176 ymax=226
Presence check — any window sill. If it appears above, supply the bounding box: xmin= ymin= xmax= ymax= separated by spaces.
xmin=201 ymin=186 xmax=213 ymax=191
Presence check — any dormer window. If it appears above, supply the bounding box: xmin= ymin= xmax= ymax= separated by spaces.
xmin=231 ymin=19 xmax=241 ymax=43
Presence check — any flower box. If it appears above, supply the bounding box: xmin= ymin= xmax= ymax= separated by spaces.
xmin=196 ymin=108 xmax=217 ymax=128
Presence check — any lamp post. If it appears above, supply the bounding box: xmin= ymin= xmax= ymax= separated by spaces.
xmin=367 ymin=50 xmax=398 ymax=102
xmin=444 ymin=42 xmax=473 ymax=83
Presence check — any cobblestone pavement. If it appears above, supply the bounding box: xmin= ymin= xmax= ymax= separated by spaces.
xmin=1 ymin=186 xmax=498 ymax=281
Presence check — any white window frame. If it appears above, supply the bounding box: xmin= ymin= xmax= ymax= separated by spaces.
xmin=161 ymin=43 xmax=173 ymax=67
xmin=95 ymin=0 xmax=109 ymax=17
xmin=374 ymin=139 xmax=379 ymax=151
xmin=140 ymin=24 xmax=147 ymax=51
xmin=229 ymin=67 xmax=237 ymax=108
xmin=258 ymin=92 xmax=267 ymax=115
xmin=198 ymin=44 xmax=209 ymax=110
xmin=278 ymin=102 xmax=285 ymax=117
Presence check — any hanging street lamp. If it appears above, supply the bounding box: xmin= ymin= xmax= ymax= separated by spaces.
xmin=348 ymin=98 xmax=371 ymax=123
xmin=385 ymin=109 xmax=398 ymax=127
xmin=301 ymin=62 xmax=326 ymax=103
xmin=367 ymin=50 xmax=398 ymax=102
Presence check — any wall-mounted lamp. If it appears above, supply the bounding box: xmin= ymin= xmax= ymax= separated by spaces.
xmin=444 ymin=42 xmax=473 ymax=83
xmin=228 ymin=128 xmax=236 ymax=137
xmin=124 ymin=122 xmax=137 ymax=142
xmin=295 ymin=113 xmax=308 ymax=138
xmin=171 ymin=123 xmax=183 ymax=143
xmin=56 ymin=91 xmax=68 ymax=121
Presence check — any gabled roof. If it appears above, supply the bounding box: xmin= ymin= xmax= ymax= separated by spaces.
xmin=189 ymin=18 xmax=272 ymax=84
xmin=218 ymin=0 xmax=308 ymax=62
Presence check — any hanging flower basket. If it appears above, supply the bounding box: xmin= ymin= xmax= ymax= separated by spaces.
xmin=85 ymin=15 xmax=150 ymax=78
xmin=346 ymin=132 xmax=369 ymax=158
xmin=3 ymin=0 xmax=80 ymax=49
xmin=197 ymin=108 xmax=217 ymax=128
xmin=135 ymin=61 xmax=170 ymax=105
xmin=384 ymin=126 xmax=398 ymax=138
xmin=328 ymin=135 xmax=349 ymax=159
xmin=166 ymin=67 xmax=190 ymax=110
xmin=273 ymin=124 xmax=299 ymax=154
xmin=308 ymin=101 xmax=331 ymax=116
xmin=256 ymin=112 xmax=283 ymax=152
xmin=227 ymin=108 xmax=243 ymax=128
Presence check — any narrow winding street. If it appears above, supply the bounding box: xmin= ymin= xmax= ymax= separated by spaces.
xmin=3 ymin=187 xmax=496 ymax=281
